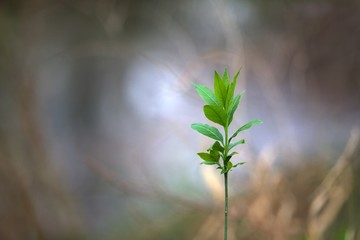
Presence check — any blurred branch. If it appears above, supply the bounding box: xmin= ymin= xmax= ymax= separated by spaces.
xmin=308 ymin=128 xmax=359 ymax=240
xmin=0 ymin=135 xmax=45 ymax=240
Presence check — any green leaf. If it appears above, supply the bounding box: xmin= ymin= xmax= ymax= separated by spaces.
xmin=221 ymin=161 xmax=233 ymax=174
xmin=229 ymin=139 xmax=245 ymax=150
xmin=198 ymin=151 xmax=220 ymax=164
xmin=233 ymin=69 xmax=240 ymax=83
xmin=214 ymin=71 xmax=228 ymax=108
xmin=227 ymin=94 xmax=241 ymax=125
xmin=197 ymin=152 xmax=214 ymax=162
xmin=233 ymin=162 xmax=246 ymax=168
xmin=225 ymin=70 xmax=240 ymax=109
xmin=193 ymin=83 xmax=220 ymax=106
xmin=239 ymin=119 xmax=263 ymax=131
xmin=227 ymin=161 xmax=233 ymax=170
xmin=201 ymin=161 xmax=217 ymax=165
xmin=212 ymin=141 xmax=224 ymax=152
xmin=222 ymin=68 xmax=230 ymax=87
xmin=226 ymin=152 xmax=238 ymax=161
xmin=229 ymin=119 xmax=263 ymax=141
xmin=191 ymin=123 xmax=223 ymax=142
xmin=211 ymin=150 xmax=220 ymax=161
xmin=203 ymin=105 xmax=227 ymax=126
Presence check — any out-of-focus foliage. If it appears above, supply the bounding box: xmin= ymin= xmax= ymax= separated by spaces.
xmin=0 ymin=0 xmax=359 ymax=239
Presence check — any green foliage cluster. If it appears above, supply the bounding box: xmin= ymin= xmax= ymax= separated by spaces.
xmin=191 ymin=69 xmax=262 ymax=174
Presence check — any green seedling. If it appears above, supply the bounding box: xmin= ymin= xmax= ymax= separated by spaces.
xmin=191 ymin=69 xmax=262 ymax=240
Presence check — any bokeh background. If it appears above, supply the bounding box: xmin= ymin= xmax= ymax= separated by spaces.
xmin=1 ymin=0 xmax=360 ymax=239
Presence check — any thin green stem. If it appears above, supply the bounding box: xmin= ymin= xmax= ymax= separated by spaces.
xmin=223 ymin=124 xmax=229 ymax=240
xmin=224 ymin=172 xmax=229 ymax=240
xmin=224 ymin=125 xmax=229 ymax=156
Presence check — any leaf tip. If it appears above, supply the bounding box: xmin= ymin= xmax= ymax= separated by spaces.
xmin=190 ymin=123 xmax=198 ymax=130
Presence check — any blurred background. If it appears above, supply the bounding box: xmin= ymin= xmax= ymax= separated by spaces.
xmin=0 ymin=0 xmax=360 ymax=239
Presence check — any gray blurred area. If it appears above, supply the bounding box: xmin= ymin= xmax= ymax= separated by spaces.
xmin=0 ymin=0 xmax=360 ymax=239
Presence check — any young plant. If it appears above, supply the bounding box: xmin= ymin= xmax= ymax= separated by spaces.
xmin=191 ymin=69 xmax=262 ymax=240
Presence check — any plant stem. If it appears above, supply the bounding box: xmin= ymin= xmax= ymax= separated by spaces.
xmin=224 ymin=172 xmax=228 ymax=240
xmin=224 ymin=124 xmax=229 ymax=240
